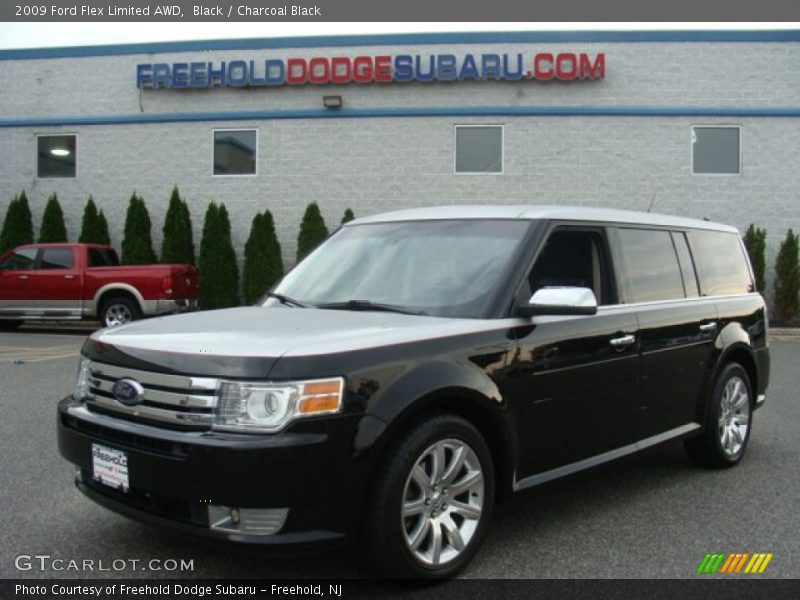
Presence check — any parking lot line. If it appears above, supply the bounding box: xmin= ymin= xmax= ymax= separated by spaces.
xmin=0 ymin=345 xmax=81 ymax=363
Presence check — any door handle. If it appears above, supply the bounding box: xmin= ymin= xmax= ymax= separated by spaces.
xmin=610 ymin=334 xmax=636 ymax=348
xmin=699 ymin=322 xmax=718 ymax=333
xmin=18 ymin=275 xmax=29 ymax=280
xmin=64 ymin=275 xmax=76 ymax=280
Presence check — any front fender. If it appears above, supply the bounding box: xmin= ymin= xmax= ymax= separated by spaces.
xmin=352 ymin=359 xmax=514 ymax=459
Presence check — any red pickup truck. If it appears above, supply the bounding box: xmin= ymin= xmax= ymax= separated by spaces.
xmin=0 ymin=243 xmax=199 ymax=328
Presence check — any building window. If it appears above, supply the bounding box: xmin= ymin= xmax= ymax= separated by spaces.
xmin=213 ymin=129 xmax=257 ymax=175
xmin=455 ymin=125 xmax=503 ymax=174
xmin=37 ymin=134 xmax=76 ymax=178
xmin=692 ymin=126 xmax=740 ymax=175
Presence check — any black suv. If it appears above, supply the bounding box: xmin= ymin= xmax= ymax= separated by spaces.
xmin=58 ymin=206 xmax=769 ymax=578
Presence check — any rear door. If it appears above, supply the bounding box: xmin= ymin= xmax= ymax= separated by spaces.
xmin=613 ymin=227 xmax=716 ymax=437
xmin=0 ymin=247 xmax=39 ymax=316
xmin=26 ymin=246 xmax=82 ymax=317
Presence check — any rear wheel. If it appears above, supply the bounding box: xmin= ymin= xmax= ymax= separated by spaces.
xmin=0 ymin=319 xmax=22 ymax=330
xmin=100 ymin=296 xmax=141 ymax=328
xmin=685 ymin=363 xmax=753 ymax=468
xmin=363 ymin=414 xmax=494 ymax=579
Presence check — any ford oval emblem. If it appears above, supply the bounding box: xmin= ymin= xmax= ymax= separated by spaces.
xmin=112 ymin=378 xmax=145 ymax=406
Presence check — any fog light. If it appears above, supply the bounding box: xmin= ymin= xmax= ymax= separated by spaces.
xmin=208 ymin=505 xmax=288 ymax=535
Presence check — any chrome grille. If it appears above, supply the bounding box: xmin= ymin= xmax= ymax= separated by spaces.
xmin=85 ymin=361 xmax=218 ymax=429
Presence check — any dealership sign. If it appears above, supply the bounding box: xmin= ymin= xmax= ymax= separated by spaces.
xmin=136 ymin=52 xmax=605 ymax=89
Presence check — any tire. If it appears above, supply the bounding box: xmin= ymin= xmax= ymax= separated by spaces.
xmin=685 ymin=363 xmax=753 ymax=469
xmin=362 ymin=413 xmax=495 ymax=579
xmin=0 ymin=320 xmax=22 ymax=330
xmin=100 ymin=296 xmax=141 ymax=328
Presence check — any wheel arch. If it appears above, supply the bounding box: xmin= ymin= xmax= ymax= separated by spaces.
xmin=92 ymin=284 xmax=145 ymax=317
xmin=698 ymin=340 xmax=759 ymax=428
xmin=361 ymin=386 xmax=516 ymax=506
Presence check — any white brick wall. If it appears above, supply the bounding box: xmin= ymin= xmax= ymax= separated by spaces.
xmin=1 ymin=39 xmax=798 ymax=299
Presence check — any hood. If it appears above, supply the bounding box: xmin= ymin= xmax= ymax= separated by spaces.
xmin=92 ymin=306 xmax=503 ymax=359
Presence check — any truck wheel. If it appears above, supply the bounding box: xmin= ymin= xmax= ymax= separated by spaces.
xmin=685 ymin=363 xmax=753 ymax=469
xmin=363 ymin=414 xmax=494 ymax=579
xmin=101 ymin=296 xmax=141 ymax=328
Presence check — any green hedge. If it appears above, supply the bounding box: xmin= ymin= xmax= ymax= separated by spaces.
xmin=0 ymin=192 xmax=34 ymax=253
xmin=296 ymin=202 xmax=328 ymax=261
xmin=38 ymin=193 xmax=68 ymax=243
xmin=743 ymin=224 xmax=767 ymax=293
xmin=121 ymin=194 xmax=157 ymax=265
xmin=78 ymin=196 xmax=111 ymax=245
xmin=161 ymin=186 xmax=195 ymax=265
xmin=243 ymin=210 xmax=284 ymax=305
xmin=199 ymin=202 xmax=239 ymax=309
xmin=774 ymin=229 xmax=800 ymax=324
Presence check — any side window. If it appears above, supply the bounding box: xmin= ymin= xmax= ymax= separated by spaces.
xmin=691 ymin=230 xmax=754 ymax=296
xmin=38 ymin=248 xmax=74 ymax=270
xmin=213 ymin=129 xmax=257 ymax=175
xmin=527 ymin=229 xmax=615 ymax=305
xmin=617 ymin=228 xmax=685 ymax=303
xmin=671 ymin=232 xmax=700 ymax=298
xmin=455 ymin=125 xmax=503 ymax=174
xmin=37 ymin=134 xmax=77 ymax=178
xmin=88 ymin=248 xmax=119 ymax=267
xmin=0 ymin=248 xmax=37 ymax=270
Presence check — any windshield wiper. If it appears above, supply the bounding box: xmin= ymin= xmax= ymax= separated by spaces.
xmin=316 ymin=300 xmax=427 ymax=316
xmin=266 ymin=292 xmax=311 ymax=308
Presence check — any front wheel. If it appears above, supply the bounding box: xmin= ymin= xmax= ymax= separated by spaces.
xmin=685 ymin=363 xmax=753 ymax=468
xmin=363 ymin=414 xmax=494 ymax=579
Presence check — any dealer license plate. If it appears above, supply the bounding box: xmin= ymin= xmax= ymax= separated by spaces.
xmin=91 ymin=443 xmax=129 ymax=492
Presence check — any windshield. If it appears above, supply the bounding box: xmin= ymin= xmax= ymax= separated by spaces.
xmin=270 ymin=219 xmax=530 ymax=318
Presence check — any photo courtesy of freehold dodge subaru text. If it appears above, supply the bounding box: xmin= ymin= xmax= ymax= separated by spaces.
xmin=57 ymin=206 xmax=769 ymax=579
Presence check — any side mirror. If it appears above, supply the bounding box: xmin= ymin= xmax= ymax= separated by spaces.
xmin=516 ymin=286 xmax=598 ymax=317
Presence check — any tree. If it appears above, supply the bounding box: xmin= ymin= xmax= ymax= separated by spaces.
xmin=743 ymin=224 xmax=767 ymax=293
xmin=296 ymin=202 xmax=328 ymax=261
xmin=79 ymin=196 xmax=111 ymax=245
xmin=198 ymin=202 xmax=239 ymax=309
xmin=160 ymin=186 xmax=195 ymax=265
xmin=0 ymin=192 xmax=34 ymax=253
xmin=262 ymin=210 xmax=284 ymax=289
xmin=180 ymin=198 xmax=195 ymax=265
xmin=121 ymin=193 xmax=157 ymax=265
xmin=341 ymin=208 xmax=355 ymax=224
xmin=95 ymin=209 xmax=111 ymax=245
xmin=38 ymin=193 xmax=68 ymax=243
xmin=243 ymin=210 xmax=284 ymax=305
xmin=774 ymin=229 xmax=800 ymax=324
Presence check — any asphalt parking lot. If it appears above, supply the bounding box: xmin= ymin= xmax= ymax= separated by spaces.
xmin=1 ymin=328 xmax=798 ymax=580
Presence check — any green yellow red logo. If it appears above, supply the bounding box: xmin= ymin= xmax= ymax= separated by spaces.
xmin=697 ymin=552 xmax=773 ymax=574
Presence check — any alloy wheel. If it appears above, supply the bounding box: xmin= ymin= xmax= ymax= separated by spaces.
xmin=718 ymin=375 xmax=750 ymax=458
xmin=401 ymin=438 xmax=484 ymax=567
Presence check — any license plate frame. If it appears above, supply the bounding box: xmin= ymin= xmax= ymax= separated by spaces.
xmin=91 ymin=443 xmax=129 ymax=493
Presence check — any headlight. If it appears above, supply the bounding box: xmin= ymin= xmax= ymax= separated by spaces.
xmin=73 ymin=356 xmax=92 ymax=401
xmin=213 ymin=377 xmax=344 ymax=433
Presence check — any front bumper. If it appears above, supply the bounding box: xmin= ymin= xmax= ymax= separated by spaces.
xmin=57 ymin=397 xmax=361 ymax=547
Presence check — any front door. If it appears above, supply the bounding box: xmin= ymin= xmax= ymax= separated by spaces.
xmin=0 ymin=247 xmax=39 ymax=316
xmin=509 ymin=227 xmax=641 ymax=480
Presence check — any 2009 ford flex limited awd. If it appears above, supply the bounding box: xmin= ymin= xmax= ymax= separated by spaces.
xmin=58 ymin=206 xmax=769 ymax=578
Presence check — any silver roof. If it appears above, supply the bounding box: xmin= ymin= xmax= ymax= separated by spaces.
xmin=348 ymin=205 xmax=739 ymax=234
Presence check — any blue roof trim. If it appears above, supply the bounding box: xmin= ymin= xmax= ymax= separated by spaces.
xmin=2 ymin=105 xmax=800 ymax=127
xmin=1 ymin=30 xmax=799 ymax=60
